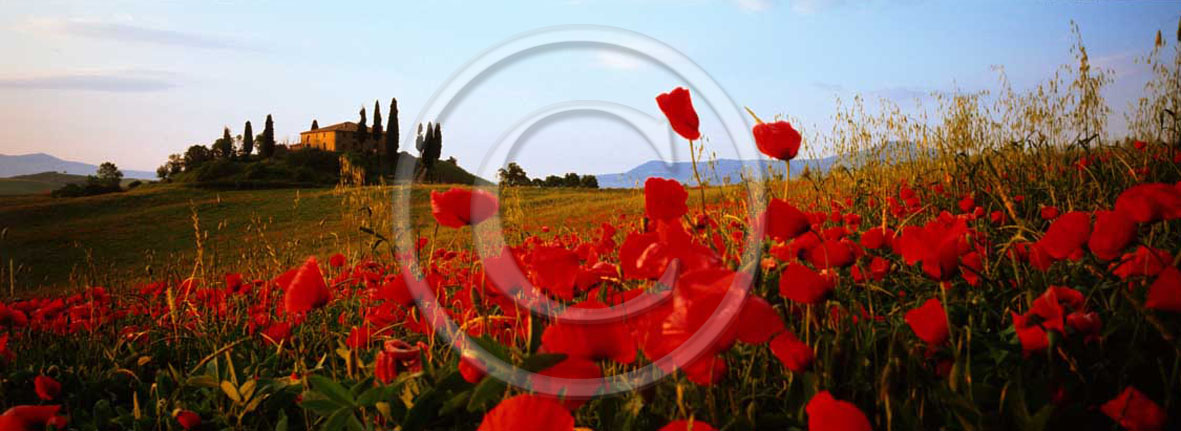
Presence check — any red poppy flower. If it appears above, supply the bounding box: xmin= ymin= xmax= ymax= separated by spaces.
xmin=753 ymin=120 xmax=802 ymax=161
xmin=764 ymin=198 xmax=811 ymax=241
xmin=478 ymin=394 xmax=574 ymax=431
xmin=1011 ymin=312 xmax=1048 ymax=357
xmin=0 ymin=405 xmax=68 ymax=431
xmin=541 ymin=300 xmax=637 ymax=364
xmin=375 ymin=340 xmax=422 ymax=384
xmin=806 ymin=239 xmax=855 ymax=269
xmin=1133 ymin=140 xmax=1147 ymax=151
xmin=176 ymin=410 xmax=201 ymax=430
xmin=1037 ymin=211 xmax=1091 ymax=260
xmin=1146 ymin=267 xmax=1181 ymax=312
xmin=458 ymin=352 xmax=485 ymax=384
xmin=530 ymin=246 xmax=581 ymax=301
xmin=805 ymin=391 xmax=872 ymax=431
xmin=1089 ymin=210 xmax=1137 ymax=261
xmin=283 ymin=257 xmax=330 ymax=314
xmin=530 ymin=357 xmax=602 ymax=410
xmin=33 ymin=375 xmax=60 ymax=401
xmin=905 ymin=298 xmax=949 ymax=347
xmin=1101 ymin=386 xmax=1166 ymax=431
xmin=1112 ymin=247 xmax=1173 ymax=280
xmin=346 ymin=326 xmax=375 ymax=350
xmin=769 ymin=331 xmax=813 ymax=372
xmin=778 ymin=263 xmax=835 ymax=304
xmin=645 ymin=178 xmax=689 ymax=221
xmin=1115 ymin=183 xmax=1181 ymax=223
xmin=328 ymin=253 xmax=346 ymax=268
xmin=656 ymin=87 xmax=701 ymax=141
xmin=659 ymin=419 xmax=718 ymax=431
xmin=430 ymin=187 xmax=500 ymax=228
xmin=1040 ymin=206 xmax=1060 ymax=221
xmin=860 ymin=227 xmax=893 ymax=250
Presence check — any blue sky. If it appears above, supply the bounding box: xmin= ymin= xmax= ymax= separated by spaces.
xmin=0 ymin=0 xmax=1177 ymax=176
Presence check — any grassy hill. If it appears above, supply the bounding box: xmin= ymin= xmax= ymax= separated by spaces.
xmin=0 ymin=172 xmax=147 ymax=196
xmin=0 ymin=181 xmax=666 ymax=296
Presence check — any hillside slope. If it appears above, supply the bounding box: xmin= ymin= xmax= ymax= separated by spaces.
xmin=0 ymin=153 xmax=155 ymax=179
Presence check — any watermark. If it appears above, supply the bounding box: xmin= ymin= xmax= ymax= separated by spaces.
xmin=390 ymin=25 xmax=769 ymax=398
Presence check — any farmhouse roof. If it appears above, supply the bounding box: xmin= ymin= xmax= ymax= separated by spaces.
xmin=300 ymin=121 xmax=359 ymax=134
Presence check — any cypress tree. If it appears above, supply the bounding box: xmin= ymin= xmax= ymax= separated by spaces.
xmin=213 ymin=127 xmax=234 ymax=160
xmin=311 ymin=120 xmax=319 ymax=130
xmin=371 ymin=100 xmax=383 ymax=152
xmin=416 ymin=123 xmax=427 ymax=155
xmin=430 ymin=123 xmax=443 ymax=166
xmin=356 ymin=106 xmax=369 ymax=147
xmin=386 ymin=98 xmax=399 ymax=165
xmin=261 ymin=114 xmax=276 ymax=158
xmin=241 ymin=121 xmax=254 ymax=157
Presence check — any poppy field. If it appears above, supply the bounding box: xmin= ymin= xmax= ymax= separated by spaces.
xmin=2 ymin=28 xmax=1181 ymax=431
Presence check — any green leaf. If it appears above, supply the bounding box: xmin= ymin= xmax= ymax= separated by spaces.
xmin=323 ymin=408 xmax=354 ymax=431
xmin=275 ymin=411 xmax=289 ymax=431
xmin=356 ymin=385 xmax=387 ymax=407
xmin=301 ymin=398 xmax=344 ymax=415
xmin=519 ymin=353 xmax=567 ymax=373
xmin=467 ymin=378 xmax=507 ymax=413
xmin=185 ymin=375 xmax=219 ymax=389
xmin=402 ymin=387 xmax=442 ymax=431
xmin=439 ymin=390 xmax=471 ymax=416
xmin=469 ymin=336 xmax=512 ymax=364
xmin=310 ymin=375 xmax=356 ymax=406
xmin=350 ymin=377 xmax=374 ymax=397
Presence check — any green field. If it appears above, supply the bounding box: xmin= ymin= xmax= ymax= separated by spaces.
xmin=0 ymin=182 xmax=664 ymax=297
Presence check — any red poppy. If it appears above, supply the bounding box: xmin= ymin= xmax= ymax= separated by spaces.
xmin=806 ymin=239 xmax=855 ymax=270
xmin=1011 ymin=312 xmax=1048 ymax=357
xmin=659 ymin=419 xmax=718 ymax=431
xmin=656 ymin=87 xmax=701 ymax=141
xmin=1133 ymin=140 xmax=1147 ymax=151
xmin=283 ymin=257 xmax=330 ymax=314
xmin=541 ymin=300 xmax=637 ymax=364
xmin=1037 ymin=211 xmax=1091 ymax=260
xmin=478 ymin=394 xmax=574 ymax=431
xmin=375 ymin=340 xmax=422 ymax=384
xmin=328 ymin=253 xmax=346 ymax=268
xmin=1146 ymin=267 xmax=1181 ymax=312
xmin=1089 ymin=210 xmax=1137 ymax=261
xmin=1101 ymin=386 xmax=1166 ymax=431
xmin=430 ymin=187 xmax=500 ymax=228
xmin=346 ymin=326 xmax=375 ymax=350
xmin=769 ymin=331 xmax=813 ymax=372
xmin=860 ymin=227 xmax=893 ymax=250
xmin=458 ymin=352 xmax=485 ymax=384
xmin=764 ymin=198 xmax=811 ymax=241
xmin=905 ymin=298 xmax=949 ymax=347
xmin=1115 ymin=183 xmax=1181 ymax=223
xmin=1040 ymin=206 xmax=1060 ymax=221
xmin=530 ymin=246 xmax=581 ymax=301
xmin=778 ymin=263 xmax=835 ymax=304
xmin=0 ymin=405 xmax=68 ymax=431
xmin=645 ymin=178 xmax=689 ymax=221
xmin=530 ymin=357 xmax=602 ymax=410
xmin=753 ymin=120 xmax=802 ymax=161
xmin=176 ymin=410 xmax=201 ymax=430
xmin=34 ymin=375 xmax=60 ymax=401
xmin=1112 ymin=247 xmax=1173 ymax=280
xmin=805 ymin=391 xmax=872 ymax=431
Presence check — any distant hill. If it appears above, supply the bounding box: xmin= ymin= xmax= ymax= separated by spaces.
xmin=594 ymin=156 xmax=838 ymax=189
xmin=0 ymin=153 xmax=155 ymax=179
xmin=0 ymin=172 xmax=144 ymax=196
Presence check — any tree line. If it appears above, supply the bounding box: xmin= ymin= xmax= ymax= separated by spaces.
xmin=155 ymin=97 xmax=453 ymax=183
xmin=497 ymin=162 xmax=599 ymax=188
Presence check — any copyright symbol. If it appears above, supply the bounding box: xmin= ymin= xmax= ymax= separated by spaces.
xmin=391 ymin=25 xmax=769 ymax=398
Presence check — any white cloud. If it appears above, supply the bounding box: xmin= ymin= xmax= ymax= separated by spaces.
xmin=595 ymin=51 xmax=644 ymax=71
xmin=734 ymin=0 xmax=774 ymax=12
xmin=15 ymin=17 xmax=248 ymax=51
